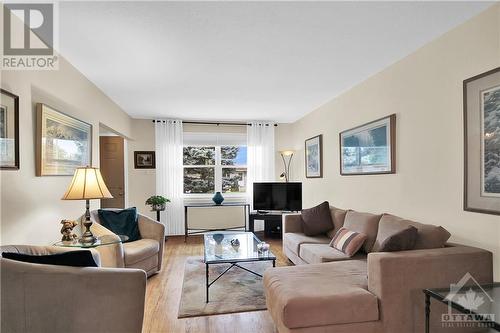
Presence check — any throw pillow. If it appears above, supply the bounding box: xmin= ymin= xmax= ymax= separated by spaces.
xmin=301 ymin=201 xmax=334 ymax=236
xmin=343 ymin=210 xmax=382 ymax=253
xmin=329 ymin=227 xmax=367 ymax=257
xmin=98 ymin=207 xmax=141 ymax=242
xmin=2 ymin=250 xmax=98 ymax=267
xmin=378 ymin=226 xmax=418 ymax=252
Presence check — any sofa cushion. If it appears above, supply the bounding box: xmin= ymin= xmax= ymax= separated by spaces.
xmin=98 ymin=207 xmax=141 ymax=242
xmin=283 ymin=232 xmax=330 ymax=256
xmin=326 ymin=206 xmax=348 ymax=238
xmin=263 ymin=260 xmax=378 ymax=329
xmin=300 ymin=243 xmax=366 ymax=264
xmin=373 ymin=214 xmax=451 ymax=251
xmin=330 ymin=227 xmax=367 ymax=256
xmin=301 ymin=201 xmax=334 ymax=236
xmin=343 ymin=211 xmax=382 ymax=253
xmin=378 ymin=226 xmax=418 ymax=252
xmin=123 ymin=239 xmax=159 ymax=265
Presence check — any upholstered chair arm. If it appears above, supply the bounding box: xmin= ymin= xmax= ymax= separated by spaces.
xmin=1 ymin=259 xmax=146 ymax=333
xmin=137 ymin=214 xmax=165 ymax=271
xmin=282 ymin=213 xmax=304 ymax=234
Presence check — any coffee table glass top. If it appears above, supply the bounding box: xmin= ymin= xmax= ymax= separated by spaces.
xmin=204 ymin=231 xmax=276 ymax=264
xmin=53 ymin=234 xmax=129 ymax=248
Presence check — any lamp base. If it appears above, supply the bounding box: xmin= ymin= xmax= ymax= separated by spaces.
xmin=79 ymin=201 xmax=96 ymax=244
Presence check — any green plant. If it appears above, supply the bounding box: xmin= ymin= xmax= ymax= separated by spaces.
xmin=145 ymin=195 xmax=170 ymax=206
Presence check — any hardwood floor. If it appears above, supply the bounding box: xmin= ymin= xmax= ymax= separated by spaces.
xmin=142 ymin=235 xmax=289 ymax=333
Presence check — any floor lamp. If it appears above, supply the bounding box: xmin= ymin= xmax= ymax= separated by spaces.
xmin=280 ymin=150 xmax=294 ymax=182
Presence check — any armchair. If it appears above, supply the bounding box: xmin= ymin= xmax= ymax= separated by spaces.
xmin=90 ymin=209 xmax=165 ymax=276
xmin=1 ymin=245 xmax=146 ymax=333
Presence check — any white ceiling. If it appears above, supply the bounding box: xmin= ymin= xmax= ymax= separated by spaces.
xmin=59 ymin=1 xmax=493 ymax=123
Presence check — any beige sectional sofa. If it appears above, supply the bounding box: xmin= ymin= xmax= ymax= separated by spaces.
xmin=264 ymin=206 xmax=493 ymax=333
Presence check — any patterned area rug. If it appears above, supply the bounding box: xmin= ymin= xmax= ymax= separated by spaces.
xmin=178 ymin=256 xmax=271 ymax=318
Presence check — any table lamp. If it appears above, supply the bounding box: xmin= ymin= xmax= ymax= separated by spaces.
xmin=62 ymin=167 xmax=113 ymax=244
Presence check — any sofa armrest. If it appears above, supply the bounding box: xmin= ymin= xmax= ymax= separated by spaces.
xmin=367 ymin=245 xmax=493 ymax=333
xmin=1 ymin=259 xmax=146 ymax=333
xmin=282 ymin=213 xmax=304 ymax=234
xmin=137 ymin=214 xmax=165 ymax=271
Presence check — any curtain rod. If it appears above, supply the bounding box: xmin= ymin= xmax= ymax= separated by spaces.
xmin=151 ymin=120 xmax=277 ymax=127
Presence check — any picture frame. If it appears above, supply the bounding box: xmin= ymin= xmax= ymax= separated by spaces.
xmin=0 ymin=89 xmax=19 ymax=170
xmin=134 ymin=151 xmax=156 ymax=169
xmin=305 ymin=134 xmax=323 ymax=178
xmin=36 ymin=103 xmax=92 ymax=176
xmin=464 ymin=67 xmax=500 ymax=215
xmin=339 ymin=114 xmax=396 ymax=175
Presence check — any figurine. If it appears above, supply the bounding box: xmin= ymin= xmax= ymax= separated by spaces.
xmin=60 ymin=219 xmax=78 ymax=242
xmin=230 ymin=238 xmax=240 ymax=248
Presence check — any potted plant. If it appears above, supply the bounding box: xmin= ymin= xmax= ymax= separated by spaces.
xmin=145 ymin=195 xmax=170 ymax=212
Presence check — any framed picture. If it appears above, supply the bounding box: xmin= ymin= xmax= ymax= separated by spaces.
xmin=305 ymin=134 xmax=323 ymax=178
xmin=0 ymin=89 xmax=19 ymax=170
xmin=464 ymin=67 xmax=500 ymax=215
xmin=340 ymin=114 xmax=396 ymax=175
xmin=36 ymin=103 xmax=92 ymax=176
xmin=134 ymin=151 xmax=155 ymax=169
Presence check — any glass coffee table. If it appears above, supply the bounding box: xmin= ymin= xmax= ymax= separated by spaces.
xmin=204 ymin=231 xmax=276 ymax=303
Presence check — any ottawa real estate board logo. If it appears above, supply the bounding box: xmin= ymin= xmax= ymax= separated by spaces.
xmin=2 ymin=2 xmax=58 ymax=70
xmin=441 ymin=273 xmax=495 ymax=329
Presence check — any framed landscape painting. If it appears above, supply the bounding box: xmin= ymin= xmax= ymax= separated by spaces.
xmin=464 ymin=67 xmax=500 ymax=215
xmin=305 ymin=134 xmax=323 ymax=178
xmin=134 ymin=151 xmax=155 ymax=169
xmin=36 ymin=104 xmax=92 ymax=176
xmin=0 ymin=89 xmax=19 ymax=170
xmin=340 ymin=114 xmax=396 ymax=175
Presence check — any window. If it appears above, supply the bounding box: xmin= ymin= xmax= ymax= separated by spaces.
xmin=183 ymin=145 xmax=247 ymax=195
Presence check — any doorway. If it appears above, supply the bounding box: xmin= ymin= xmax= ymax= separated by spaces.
xmin=100 ymin=136 xmax=125 ymax=208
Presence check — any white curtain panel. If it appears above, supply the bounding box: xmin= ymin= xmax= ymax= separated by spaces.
xmin=155 ymin=119 xmax=184 ymax=236
xmin=247 ymin=121 xmax=276 ymax=208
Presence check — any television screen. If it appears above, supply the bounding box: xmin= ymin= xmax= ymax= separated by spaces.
xmin=253 ymin=182 xmax=302 ymax=211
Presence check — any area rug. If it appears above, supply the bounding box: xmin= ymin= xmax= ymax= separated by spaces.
xmin=178 ymin=256 xmax=269 ymax=318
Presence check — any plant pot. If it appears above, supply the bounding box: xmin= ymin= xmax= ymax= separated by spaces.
xmin=151 ymin=203 xmax=166 ymax=211
xmin=212 ymin=192 xmax=224 ymax=205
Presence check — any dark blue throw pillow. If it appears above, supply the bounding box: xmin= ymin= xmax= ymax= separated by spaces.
xmin=98 ymin=207 xmax=141 ymax=242
xmin=2 ymin=250 xmax=98 ymax=267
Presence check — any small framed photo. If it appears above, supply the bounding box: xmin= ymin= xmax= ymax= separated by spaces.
xmin=305 ymin=134 xmax=323 ymax=178
xmin=134 ymin=151 xmax=155 ymax=169
xmin=340 ymin=114 xmax=396 ymax=175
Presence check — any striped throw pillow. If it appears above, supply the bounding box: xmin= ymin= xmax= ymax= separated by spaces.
xmin=330 ymin=227 xmax=367 ymax=257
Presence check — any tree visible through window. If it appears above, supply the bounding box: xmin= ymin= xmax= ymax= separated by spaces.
xmin=183 ymin=145 xmax=247 ymax=194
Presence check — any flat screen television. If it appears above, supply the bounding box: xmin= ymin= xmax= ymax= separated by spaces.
xmin=253 ymin=182 xmax=302 ymax=212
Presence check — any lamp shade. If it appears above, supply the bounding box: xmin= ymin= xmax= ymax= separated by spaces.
xmin=62 ymin=167 xmax=113 ymax=200
xmin=280 ymin=150 xmax=294 ymax=156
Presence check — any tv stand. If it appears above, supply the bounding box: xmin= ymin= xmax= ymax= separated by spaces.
xmin=249 ymin=211 xmax=285 ymax=239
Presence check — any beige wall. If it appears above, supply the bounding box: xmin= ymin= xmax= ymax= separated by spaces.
xmin=276 ymin=4 xmax=500 ymax=278
xmin=0 ymin=56 xmax=132 ymax=245
xmin=128 ymin=119 xmax=156 ymax=219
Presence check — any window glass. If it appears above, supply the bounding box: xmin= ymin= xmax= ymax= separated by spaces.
xmin=183 ymin=146 xmax=215 ymax=165
xmin=222 ymin=168 xmax=247 ymax=193
xmin=221 ymin=146 xmax=247 ymax=166
xmin=183 ymin=167 xmax=215 ymax=194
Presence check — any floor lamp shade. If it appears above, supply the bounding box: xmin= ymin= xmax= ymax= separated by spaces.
xmin=62 ymin=167 xmax=113 ymax=200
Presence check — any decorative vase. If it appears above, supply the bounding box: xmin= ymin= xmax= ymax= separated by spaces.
xmin=212 ymin=192 xmax=224 ymax=205
xmin=213 ymin=233 xmax=224 ymax=244
xmin=151 ymin=203 xmax=166 ymax=211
